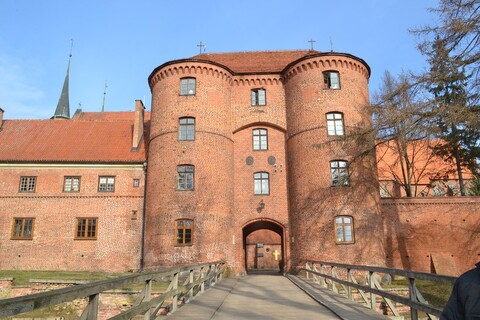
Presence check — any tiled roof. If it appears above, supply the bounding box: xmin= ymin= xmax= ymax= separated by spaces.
xmin=189 ymin=50 xmax=321 ymax=74
xmin=73 ymin=111 xmax=151 ymax=122
xmin=0 ymin=114 xmax=147 ymax=163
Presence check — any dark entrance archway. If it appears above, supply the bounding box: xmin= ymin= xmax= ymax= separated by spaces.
xmin=243 ymin=219 xmax=285 ymax=274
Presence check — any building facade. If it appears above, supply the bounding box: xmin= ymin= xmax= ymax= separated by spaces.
xmin=0 ymin=50 xmax=478 ymax=275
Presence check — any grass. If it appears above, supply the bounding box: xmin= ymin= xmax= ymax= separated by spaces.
xmin=389 ymin=278 xmax=453 ymax=308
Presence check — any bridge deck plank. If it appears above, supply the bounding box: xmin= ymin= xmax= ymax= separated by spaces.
xmin=165 ymin=274 xmax=383 ymax=319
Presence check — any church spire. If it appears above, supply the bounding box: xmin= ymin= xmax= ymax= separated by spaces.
xmin=52 ymin=39 xmax=73 ymax=119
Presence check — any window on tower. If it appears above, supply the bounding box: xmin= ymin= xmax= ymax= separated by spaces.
xmin=323 ymin=71 xmax=340 ymax=89
xmin=175 ymin=219 xmax=193 ymax=245
xmin=335 ymin=216 xmax=354 ymax=244
xmin=330 ymin=160 xmax=349 ymax=186
xmin=177 ymin=165 xmax=194 ymax=190
xmin=180 ymin=77 xmax=196 ymax=95
xmin=178 ymin=117 xmax=195 ymax=140
xmin=251 ymin=88 xmax=266 ymax=106
xmin=253 ymin=128 xmax=268 ymax=150
xmin=326 ymin=112 xmax=344 ymax=136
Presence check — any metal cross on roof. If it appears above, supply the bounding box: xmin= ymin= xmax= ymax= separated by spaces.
xmin=308 ymin=38 xmax=316 ymax=50
xmin=197 ymin=41 xmax=206 ymax=54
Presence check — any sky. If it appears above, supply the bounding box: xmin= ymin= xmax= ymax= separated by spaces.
xmin=0 ymin=0 xmax=439 ymax=119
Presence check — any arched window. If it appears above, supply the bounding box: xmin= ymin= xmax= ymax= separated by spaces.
xmin=180 ymin=77 xmax=196 ymax=95
xmin=326 ymin=112 xmax=344 ymax=136
xmin=175 ymin=219 xmax=193 ymax=245
xmin=253 ymin=128 xmax=268 ymax=150
xmin=177 ymin=165 xmax=194 ymax=190
xmin=335 ymin=215 xmax=354 ymax=244
xmin=323 ymin=71 xmax=340 ymax=89
xmin=330 ymin=160 xmax=349 ymax=186
xmin=254 ymin=172 xmax=270 ymax=195
xmin=179 ymin=117 xmax=195 ymax=140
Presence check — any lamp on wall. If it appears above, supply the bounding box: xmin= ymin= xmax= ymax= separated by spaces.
xmin=258 ymin=199 xmax=265 ymax=210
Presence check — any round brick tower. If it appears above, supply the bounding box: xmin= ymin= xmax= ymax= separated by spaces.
xmin=283 ymin=53 xmax=385 ymax=268
xmin=144 ymin=61 xmax=234 ymax=268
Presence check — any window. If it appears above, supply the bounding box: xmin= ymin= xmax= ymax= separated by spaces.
xmin=64 ymin=176 xmax=80 ymax=192
xmin=330 ymin=160 xmax=349 ymax=186
xmin=254 ymin=172 xmax=270 ymax=195
xmin=180 ymin=78 xmax=196 ymax=95
xmin=98 ymin=176 xmax=115 ymax=192
xmin=177 ymin=165 xmax=194 ymax=190
xmin=75 ymin=218 xmax=98 ymax=239
xmin=323 ymin=71 xmax=340 ymax=89
xmin=19 ymin=176 xmax=36 ymax=192
xmin=253 ymin=129 xmax=268 ymax=150
xmin=176 ymin=219 xmax=193 ymax=245
xmin=133 ymin=179 xmax=140 ymax=188
xmin=11 ymin=218 xmax=34 ymax=239
xmin=326 ymin=112 xmax=344 ymax=136
xmin=251 ymin=88 xmax=266 ymax=106
xmin=335 ymin=216 xmax=354 ymax=244
xmin=179 ymin=117 xmax=195 ymax=140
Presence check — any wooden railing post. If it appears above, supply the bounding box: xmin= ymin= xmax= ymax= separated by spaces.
xmin=80 ymin=293 xmax=99 ymax=320
xmin=408 ymin=277 xmax=418 ymax=320
xmin=368 ymin=271 xmax=376 ymax=310
xmin=171 ymin=271 xmax=179 ymax=313
xmin=188 ymin=269 xmax=194 ymax=302
xmin=347 ymin=268 xmax=353 ymax=301
xmin=200 ymin=266 xmax=206 ymax=293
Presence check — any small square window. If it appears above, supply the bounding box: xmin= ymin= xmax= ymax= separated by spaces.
xmin=99 ymin=176 xmax=115 ymax=192
xmin=180 ymin=78 xmax=196 ymax=95
xmin=11 ymin=218 xmax=35 ymax=240
xmin=133 ymin=179 xmax=140 ymax=188
xmin=75 ymin=217 xmax=98 ymax=240
xmin=64 ymin=176 xmax=81 ymax=192
xmin=19 ymin=176 xmax=36 ymax=193
xmin=251 ymin=89 xmax=266 ymax=106
xmin=323 ymin=71 xmax=340 ymax=89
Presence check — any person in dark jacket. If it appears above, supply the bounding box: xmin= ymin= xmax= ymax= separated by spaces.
xmin=440 ymin=262 xmax=480 ymax=319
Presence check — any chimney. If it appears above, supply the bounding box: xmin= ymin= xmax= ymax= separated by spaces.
xmin=0 ymin=108 xmax=4 ymax=129
xmin=132 ymin=100 xmax=145 ymax=151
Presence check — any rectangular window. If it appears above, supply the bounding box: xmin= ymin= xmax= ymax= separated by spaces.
xmin=180 ymin=78 xmax=196 ymax=95
xmin=19 ymin=176 xmax=36 ymax=192
xmin=133 ymin=179 xmax=140 ymax=188
xmin=254 ymin=172 xmax=270 ymax=195
xmin=75 ymin=217 xmax=98 ymax=239
xmin=98 ymin=176 xmax=115 ymax=192
xmin=64 ymin=176 xmax=81 ymax=192
xmin=253 ymin=129 xmax=268 ymax=150
xmin=326 ymin=113 xmax=344 ymax=136
xmin=335 ymin=216 xmax=354 ymax=244
xmin=251 ymin=89 xmax=266 ymax=106
xmin=323 ymin=71 xmax=340 ymax=89
xmin=11 ymin=218 xmax=35 ymax=239
xmin=176 ymin=219 xmax=193 ymax=245
xmin=330 ymin=161 xmax=349 ymax=186
xmin=179 ymin=117 xmax=195 ymax=140
xmin=177 ymin=165 xmax=194 ymax=190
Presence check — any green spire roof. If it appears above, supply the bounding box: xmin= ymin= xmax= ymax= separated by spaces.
xmin=52 ymin=57 xmax=71 ymax=119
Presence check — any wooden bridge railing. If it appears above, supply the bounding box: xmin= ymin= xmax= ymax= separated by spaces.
xmin=302 ymin=260 xmax=457 ymax=320
xmin=0 ymin=260 xmax=225 ymax=320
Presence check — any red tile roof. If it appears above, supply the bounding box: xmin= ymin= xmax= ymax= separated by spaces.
xmin=73 ymin=111 xmax=151 ymax=122
xmin=0 ymin=113 xmax=147 ymax=163
xmin=190 ymin=50 xmax=321 ymax=74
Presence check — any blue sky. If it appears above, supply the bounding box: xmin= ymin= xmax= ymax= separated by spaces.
xmin=0 ymin=0 xmax=438 ymax=119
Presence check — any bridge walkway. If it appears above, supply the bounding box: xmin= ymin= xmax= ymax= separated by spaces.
xmin=164 ymin=274 xmax=388 ymax=320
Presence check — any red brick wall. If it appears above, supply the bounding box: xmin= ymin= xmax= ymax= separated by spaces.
xmin=284 ymin=55 xmax=385 ymax=267
xmin=381 ymin=197 xmax=480 ymax=275
xmin=144 ymin=62 xmax=235 ymax=269
xmin=0 ymin=165 xmax=144 ymax=272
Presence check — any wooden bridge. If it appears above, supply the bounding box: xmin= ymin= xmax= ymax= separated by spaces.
xmin=0 ymin=260 xmax=457 ymax=320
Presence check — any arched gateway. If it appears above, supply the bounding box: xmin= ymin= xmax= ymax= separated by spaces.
xmin=243 ymin=219 xmax=286 ymax=273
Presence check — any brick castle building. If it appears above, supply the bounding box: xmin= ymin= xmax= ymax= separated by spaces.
xmin=0 ymin=50 xmax=478 ymax=275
